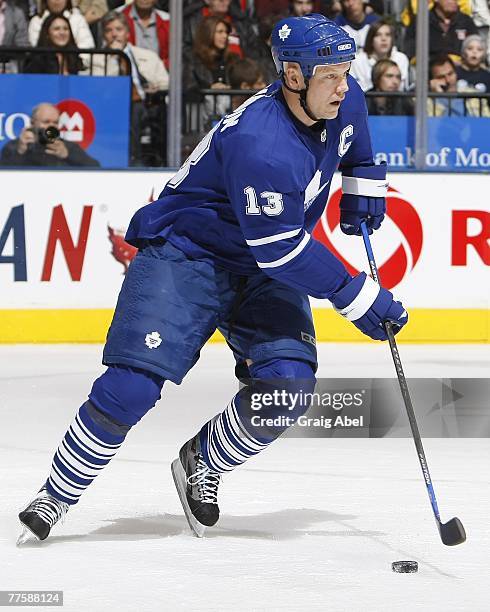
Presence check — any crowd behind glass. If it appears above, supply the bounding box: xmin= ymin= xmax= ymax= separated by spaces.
xmin=1 ymin=0 xmax=489 ymax=166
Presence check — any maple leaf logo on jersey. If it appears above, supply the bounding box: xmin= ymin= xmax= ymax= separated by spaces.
xmin=278 ymin=24 xmax=291 ymax=40
xmin=145 ymin=331 xmax=162 ymax=349
xmin=108 ymin=226 xmax=138 ymax=273
xmin=304 ymin=170 xmax=329 ymax=211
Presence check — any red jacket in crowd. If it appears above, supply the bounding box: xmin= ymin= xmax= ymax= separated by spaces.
xmin=122 ymin=4 xmax=170 ymax=69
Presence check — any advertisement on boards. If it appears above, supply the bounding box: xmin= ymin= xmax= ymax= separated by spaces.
xmin=0 ymin=170 xmax=488 ymax=307
xmin=368 ymin=116 xmax=490 ymax=171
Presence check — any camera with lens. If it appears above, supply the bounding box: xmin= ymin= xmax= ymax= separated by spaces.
xmin=36 ymin=126 xmax=60 ymax=146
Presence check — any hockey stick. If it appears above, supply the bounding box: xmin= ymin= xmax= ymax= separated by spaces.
xmin=360 ymin=221 xmax=466 ymax=546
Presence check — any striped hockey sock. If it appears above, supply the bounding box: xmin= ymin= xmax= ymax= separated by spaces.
xmin=199 ymin=394 xmax=270 ymax=473
xmin=46 ymin=403 xmax=126 ymax=505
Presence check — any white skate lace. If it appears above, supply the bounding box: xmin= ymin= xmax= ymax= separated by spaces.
xmin=187 ymin=455 xmax=221 ymax=504
xmin=29 ymin=493 xmax=69 ymax=527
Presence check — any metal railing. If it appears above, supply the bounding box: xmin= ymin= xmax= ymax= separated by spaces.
xmin=364 ymin=91 xmax=490 ymax=117
xmin=0 ymin=46 xmax=131 ymax=75
xmin=185 ymin=90 xmax=490 ymax=135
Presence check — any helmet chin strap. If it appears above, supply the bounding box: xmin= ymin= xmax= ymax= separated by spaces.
xmin=281 ymin=74 xmax=322 ymax=123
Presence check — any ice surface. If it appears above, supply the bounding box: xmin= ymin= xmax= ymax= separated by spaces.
xmin=1 ymin=344 xmax=489 ymax=612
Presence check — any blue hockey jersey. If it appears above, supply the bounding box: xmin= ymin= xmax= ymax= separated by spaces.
xmin=126 ymin=77 xmax=374 ymax=299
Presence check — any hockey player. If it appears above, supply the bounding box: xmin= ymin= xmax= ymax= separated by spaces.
xmin=18 ymin=13 xmax=408 ymax=542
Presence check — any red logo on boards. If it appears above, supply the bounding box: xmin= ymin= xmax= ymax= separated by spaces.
xmin=108 ymin=226 xmax=138 ymax=273
xmin=56 ymin=99 xmax=96 ymax=149
xmin=313 ymin=187 xmax=423 ymax=289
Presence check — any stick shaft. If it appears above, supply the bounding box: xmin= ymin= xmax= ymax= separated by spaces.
xmin=360 ymin=223 xmax=441 ymax=523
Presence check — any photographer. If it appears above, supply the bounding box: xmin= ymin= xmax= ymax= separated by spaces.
xmin=0 ymin=102 xmax=100 ymax=167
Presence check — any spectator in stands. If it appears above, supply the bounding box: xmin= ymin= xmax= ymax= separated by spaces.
xmin=29 ymin=0 xmax=95 ymax=49
xmin=0 ymin=102 xmax=100 ymax=166
xmin=12 ymin=0 xmax=37 ymax=21
xmin=364 ymin=0 xmax=383 ymax=16
xmin=228 ymin=57 xmax=266 ymax=109
xmin=472 ymin=1 xmax=490 ymax=62
xmin=405 ymin=0 xmax=479 ymax=60
xmin=335 ymin=0 xmax=378 ymax=51
xmin=0 ymin=0 xmax=29 ymax=47
xmin=0 ymin=0 xmax=29 ymax=73
xmin=184 ymin=0 xmax=259 ymax=61
xmin=121 ymin=0 xmax=169 ymax=68
xmin=184 ymin=15 xmax=239 ymax=93
xmin=289 ymin=0 xmax=314 ymax=17
xmin=253 ymin=0 xmax=289 ymax=18
xmin=75 ymin=0 xmax=109 ymax=26
xmin=90 ymin=12 xmax=168 ymax=89
xmin=456 ymin=34 xmax=490 ymax=91
xmin=73 ymin=0 xmax=109 ymax=46
xmin=320 ymin=0 xmax=342 ymax=20
xmin=254 ymin=12 xmax=282 ymax=83
xmin=402 ymin=0 xmax=472 ymax=27
xmin=24 ymin=14 xmax=84 ymax=73
xmin=350 ymin=19 xmax=411 ymax=92
xmin=428 ymin=54 xmax=489 ymax=115
xmin=89 ymin=11 xmax=168 ymax=165
xmin=365 ymin=59 xmax=414 ymax=115
xmin=184 ymin=15 xmax=239 ymax=127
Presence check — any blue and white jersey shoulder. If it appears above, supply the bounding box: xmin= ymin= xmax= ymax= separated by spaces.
xmin=125 ymin=77 xmax=374 ymax=296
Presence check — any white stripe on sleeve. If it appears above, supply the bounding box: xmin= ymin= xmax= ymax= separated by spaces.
xmin=256 ymin=232 xmax=311 ymax=269
xmin=245 ymin=227 xmax=302 ymax=246
xmin=333 ymin=275 xmax=380 ymax=321
xmin=342 ymin=175 xmax=388 ymax=198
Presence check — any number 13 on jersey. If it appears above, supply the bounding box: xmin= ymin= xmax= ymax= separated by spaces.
xmin=244 ymin=187 xmax=284 ymax=216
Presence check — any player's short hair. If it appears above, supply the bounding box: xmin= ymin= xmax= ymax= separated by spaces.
xmin=101 ymin=11 xmax=130 ymax=33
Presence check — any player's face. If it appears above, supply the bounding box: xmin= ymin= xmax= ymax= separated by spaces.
xmin=463 ymin=40 xmax=485 ymax=68
xmin=48 ymin=18 xmax=70 ymax=47
xmin=372 ymin=25 xmax=393 ymax=58
xmin=307 ymin=62 xmax=350 ymax=120
xmin=213 ymin=23 xmax=229 ymax=50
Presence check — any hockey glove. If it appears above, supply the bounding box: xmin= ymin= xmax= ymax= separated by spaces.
xmin=331 ymin=272 xmax=408 ymax=341
xmin=339 ymin=162 xmax=388 ymax=236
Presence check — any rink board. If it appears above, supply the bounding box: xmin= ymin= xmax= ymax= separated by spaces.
xmin=0 ymin=170 xmax=488 ymax=343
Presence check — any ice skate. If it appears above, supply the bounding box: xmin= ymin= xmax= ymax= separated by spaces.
xmin=17 ymin=487 xmax=69 ymax=545
xmin=171 ymin=434 xmax=221 ymax=537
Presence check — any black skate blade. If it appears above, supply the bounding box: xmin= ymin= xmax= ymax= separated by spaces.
xmin=439 ymin=517 xmax=466 ymax=546
xmin=171 ymin=459 xmax=206 ymax=538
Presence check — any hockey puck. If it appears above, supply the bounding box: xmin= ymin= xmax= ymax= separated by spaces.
xmin=392 ymin=561 xmax=418 ymax=573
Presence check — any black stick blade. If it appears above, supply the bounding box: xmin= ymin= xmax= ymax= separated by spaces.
xmin=440 ymin=517 xmax=466 ymax=546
